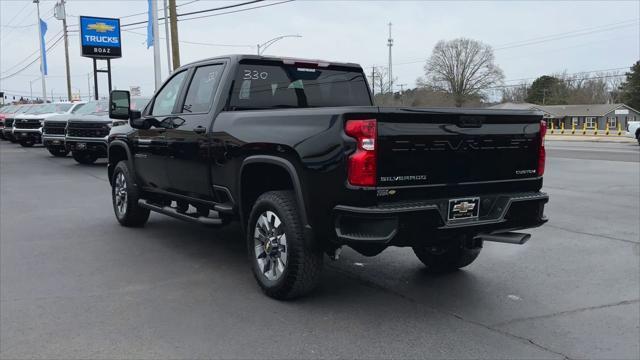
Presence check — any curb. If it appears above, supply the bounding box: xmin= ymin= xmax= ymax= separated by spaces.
xmin=546 ymin=135 xmax=636 ymax=143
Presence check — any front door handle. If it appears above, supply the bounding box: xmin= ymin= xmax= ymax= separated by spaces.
xmin=193 ymin=126 xmax=207 ymax=134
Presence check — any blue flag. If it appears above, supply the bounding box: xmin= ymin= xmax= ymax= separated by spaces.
xmin=40 ymin=18 xmax=48 ymax=75
xmin=146 ymin=0 xmax=154 ymax=48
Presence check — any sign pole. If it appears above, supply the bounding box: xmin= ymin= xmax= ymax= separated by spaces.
xmin=93 ymin=58 xmax=99 ymax=100
xmin=79 ymin=16 xmax=122 ymax=100
xmin=107 ymin=59 xmax=112 ymax=93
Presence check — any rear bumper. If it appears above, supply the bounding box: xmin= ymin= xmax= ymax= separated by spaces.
xmin=333 ymin=192 xmax=548 ymax=245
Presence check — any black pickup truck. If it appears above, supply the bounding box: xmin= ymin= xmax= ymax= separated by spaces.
xmin=107 ymin=55 xmax=548 ymax=299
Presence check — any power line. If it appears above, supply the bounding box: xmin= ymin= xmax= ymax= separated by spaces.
xmin=0 ymin=35 xmax=65 ymax=81
xmin=364 ymin=19 xmax=639 ymax=69
xmin=1 ymin=30 xmax=64 ymax=74
xmin=121 ymin=0 xmax=263 ymax=27
xmin=502 ymin=67 xmax=630 ymax=83
xmin=121 ymin=0 xmax=293 ymax=31
xmin=123 ymin=29 xmax=252 ymax=48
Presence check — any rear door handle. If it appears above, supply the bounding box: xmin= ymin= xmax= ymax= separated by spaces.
xmin=193 ymin=126 xmax=207 ymax=134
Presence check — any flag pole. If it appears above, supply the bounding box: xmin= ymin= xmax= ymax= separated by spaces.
xmin=150 ymin=0 xmax=162 ymax=90
xmin=34 ymin=0 xmax=47 ymax=102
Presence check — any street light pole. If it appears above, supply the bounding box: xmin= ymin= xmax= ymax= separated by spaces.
xmin=34 ymin=0 xmax=47 ymax=102
xmin=257 ymin=34 xmax=302 ymax=55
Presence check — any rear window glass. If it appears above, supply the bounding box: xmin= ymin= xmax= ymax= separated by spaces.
xmin=229 ymin=61 xmax=371 ymax=110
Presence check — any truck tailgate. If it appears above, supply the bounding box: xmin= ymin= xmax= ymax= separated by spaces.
xmin=376 ymin=109 xmax=544 ymax=187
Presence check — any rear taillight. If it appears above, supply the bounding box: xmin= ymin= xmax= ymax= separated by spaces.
xmin=538 ymin=120 xmax=547 ymax=176
xmin=345 ymin=119 xmax=377 ymax=187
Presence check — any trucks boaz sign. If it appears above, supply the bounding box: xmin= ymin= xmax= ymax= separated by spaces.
xmin=79 ymin=16 xmax=121 ymax=58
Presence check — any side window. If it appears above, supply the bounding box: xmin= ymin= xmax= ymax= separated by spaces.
xmin=151 ymin=71 xmax=187 ymax=116
xmin=182 ymin=64 xmax=224 ymax=113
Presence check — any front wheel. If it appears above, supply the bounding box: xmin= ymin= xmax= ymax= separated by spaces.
xmin=636 ymin=131 xmax=640 ymax=145
xmin=111 ymin=161 xmax=150 ymax=227
xmin=248 ymin=191 xmax=323 ymax=300
xmin=72 ymin=151 xmax=97 ymax=164
xmin=47 ymin=146 xmax=69 ymax=157
xmin=413 ymin=235 xmax=482 ymax=273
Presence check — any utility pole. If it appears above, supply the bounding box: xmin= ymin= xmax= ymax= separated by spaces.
xmin=398 ymin=83 xmax=407 ymax=105
xmin=371 ymin=66 xmax=376 ymax=96
xmin=163 ymin=0 xmax=172 ymax=75
xmin=387 ymin=22 xmax=393 ymax=94
xmin=87 ymin=73 xmax=91 ymax=99
xmin=151 ymin=0 xmax=162 ymax=89
xmin=168 ymin=0 xmax=180 ymax=70
xmin=34 ymin=0 xmax=47 ymax=102
xmin=55 ymin=0 xmax=72 ymax=101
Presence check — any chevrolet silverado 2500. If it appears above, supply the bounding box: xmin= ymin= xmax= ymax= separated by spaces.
xmin=107 ymin=55 xmax=548 ymax=299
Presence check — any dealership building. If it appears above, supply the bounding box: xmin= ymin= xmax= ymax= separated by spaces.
xmin=490 ymin=103 xmax=639 ymax=130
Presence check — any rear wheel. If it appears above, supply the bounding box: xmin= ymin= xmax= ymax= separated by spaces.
xmin=413 ymin=235 xmax=482 ymax=273
xmin=72 ymin=150 xmax=97 ymax=164
xmin=47 ymin=146 xmax=69 ymax=157
xmin=111 ymin=161 xmax=150 ymax=227
xmin=19 ymin=139 xmax=34 ymax=147
xmin=248 ymin=191 xmax=323 ymax=300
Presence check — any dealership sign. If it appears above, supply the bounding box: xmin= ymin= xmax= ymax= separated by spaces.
xmin=79 ymin=16 xmax=122 ymax=58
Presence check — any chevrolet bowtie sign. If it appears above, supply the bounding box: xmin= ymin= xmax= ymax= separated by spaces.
xmin=79 ymin=16 xmax=121 ymax=58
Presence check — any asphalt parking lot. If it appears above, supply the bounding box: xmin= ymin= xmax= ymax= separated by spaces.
xmin=1 ymin=140 xmax=638 ymax=359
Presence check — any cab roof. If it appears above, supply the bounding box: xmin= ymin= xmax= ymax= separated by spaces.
xmin=179 ymin=54 xmax=363 ymax=71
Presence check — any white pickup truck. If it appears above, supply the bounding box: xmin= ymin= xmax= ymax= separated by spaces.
xmin=626 ymin=120 xmax=640 ymax=145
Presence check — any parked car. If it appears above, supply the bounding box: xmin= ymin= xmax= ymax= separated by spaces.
xmin=2 ymin=104 xmax=34 ymax=142
xmin=107 ymin=55 xmax=549 ymax=299
xmin=66 ymin=98 xmax=149 ymax=164
xmin=625 ymin=120 xmax=640 ymax=145
xmin=0 ymin=104 xmax=17 ymax=140
xmin=13 ymin=102 xmax=85 ymax=147
xmin=42 ymin=102 xmax=98 ymax=157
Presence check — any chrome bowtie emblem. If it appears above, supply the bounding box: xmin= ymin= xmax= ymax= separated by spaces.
xmin=453 ymin=201 xmax=475 ymax=214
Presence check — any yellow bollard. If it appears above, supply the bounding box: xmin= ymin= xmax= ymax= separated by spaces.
xmin=550 ymin=122 xmax=555 ymax=134
xmin=605 ymin=123 xmax=610 ymax=136
xmin=560 ymin=122 xmax=565 ymax=134
xmin=582 ymin=123 xmax=587 ymax=135
xmin=594 ymin=125 xmax=598 ymax=136
xmin=617 ymin=122 xmax=622 ymax=136
xmin=571 ymin=123 xmax=576 ymax=134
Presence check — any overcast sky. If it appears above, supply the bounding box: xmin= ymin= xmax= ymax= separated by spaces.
xmin=1 ymin=0 xmax=639 ymax=101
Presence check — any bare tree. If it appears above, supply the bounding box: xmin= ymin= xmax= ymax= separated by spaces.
xmin=367 ymin=66 xmax=394 ymax=95
xmin=500 ymin=82 xmax=529 ymax=103
xmin=421 ymin=38 xmax=504 ymax=107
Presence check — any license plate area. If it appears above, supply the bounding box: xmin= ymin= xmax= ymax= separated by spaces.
xmin=448 ymin=197 xmax=480 ymax=221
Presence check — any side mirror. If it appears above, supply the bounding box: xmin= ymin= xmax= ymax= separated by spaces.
xmin=130 ymin=110 xmax=150 ymax=129
xmin=109 ymin=90 xmax=131 ymax=120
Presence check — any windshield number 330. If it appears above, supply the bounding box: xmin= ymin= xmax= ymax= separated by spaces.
xmin=243 ymin=70 xmax=269 ymax=80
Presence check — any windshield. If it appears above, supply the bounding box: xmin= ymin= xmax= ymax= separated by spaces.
xmin=228 ymin=60 xmax=372 ymax=110
xmin=24 ymin=104 xmax=46 ymax=114
xmin=15 ymin=105 xmax=31 ymax=114
xmin=33 ymin=103 xmax=73 ymax=114
xmin=131 ymin=97 xmax=151 ymax=111
xmin=1 ymin=105 xmax=15 ymax=113
xmin=74 ymin=100 xmax=109 ymax=115
xmin=71 ymin=103 xmax=85 ymax=113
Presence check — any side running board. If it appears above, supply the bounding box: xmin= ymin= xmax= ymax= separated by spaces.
xmin=476 ymin=232 xmax=531 ymax=245
xmin=138 ymin=199 xmax=223 ymax=226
